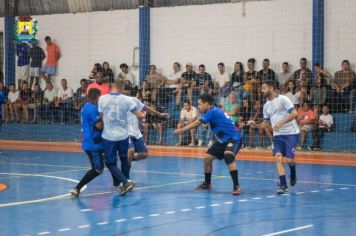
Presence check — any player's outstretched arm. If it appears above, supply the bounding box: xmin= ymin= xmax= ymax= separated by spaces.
xmin=134 ymin=110 xmax=146 ymax=119
xmin=144 ymin=105 xmax=170 ymax=119
xmin=173 ymin=120 xmax=202 ymax=136
xmin=248 ymin=119 xmax=270 ymax=130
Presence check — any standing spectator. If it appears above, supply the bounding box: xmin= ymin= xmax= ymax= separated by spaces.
xmin=308 ymin=104 xmax=333 ymax=151
xmin=145 ymin=65 xmax=166 ymax=103
xmin=140 ymin=80 xmax=152 ymax=103
xmin=7 ymin=84 xmax=20 ymax=123
xmin=244 ymin=58 xmax=259 ymax=103
xmin=310 ymin=76 xmax=327 ymax=107
xmin=284 ymin=80 xmax=301 ymax=108
xmin=194 ymin=64 xmax=213 ymax=96
xmin=42 ymin=36 xmax=61 ymax=83
xmin=42 ymin=82 xmax=57 ymax=123
xmin=257 ymin=59 xmax=277 ymax=84
xmin=29 ymin=83 xmax=42 ymax=123
xmin=331 ymin=60 xmax=356 ymax=113
xmin=55 ymin=79 xmax=73 ymax=124
xmin=102 ymin=61 xmax=114 ymax=84
xmin=19 ymin=81 xmax=31 ymax=123
xmin=214 ymin=62 xmax=231 ymax=108
xmin=297 ymin=102 xmax=316 ymax=150
xmin=277 ymin=62 xmax=292 ymax=93
xmin=165 ymin=62 xmax=182 ymax=107
xmin=87 ymin=72 xmax=110 ymax=96
xmin=118 ymin=63 xmax=137 ymax=95
xmin=180 ymin=63 xmax=197 ymax=105
xmin=292 ymin=58 xmax=312 ymax=90
xmin=16 ymin=42 xmax=30 ymax=89
xmin=176 ymin=100 xmax=199 ymax=146
xmin=29 ymin=41 xmax=46 ymax=90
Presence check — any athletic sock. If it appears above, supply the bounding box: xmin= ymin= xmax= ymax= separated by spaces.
xmin=107 ymin=165 xmax=128 ymax=185
xmin=289 ymin=164 xmax=296 ymax=178
xmin=76 ymin=169 xmax=100 ymax=192
xmin=111 ymin=172 xmax=120 ymax=187
xmin=279 ymin=175 xmax=287 ymax=187
xmin=230 ymin=170 xmax=239 ymax=187
xmin=205 ymin=173 xmax=212 ymax=185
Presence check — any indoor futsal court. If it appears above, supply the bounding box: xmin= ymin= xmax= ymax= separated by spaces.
xmin=1 ymin=0 xmax=356 ymax=236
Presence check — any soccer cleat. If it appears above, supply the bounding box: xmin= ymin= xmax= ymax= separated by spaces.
xmin=290 ymin=175 xmax=297 ymax=187
xmin=276 ymin=185 xmax=289 ymax=194
xmin=69 ymin=188 xmax=79 ymax=197
xmin=195 ymin=182 xmax=212 ymax=190
xmin=232 ymin=186 xmax=242 ymax=195
xmin=120 ymin=181 xmax=135 ymax=196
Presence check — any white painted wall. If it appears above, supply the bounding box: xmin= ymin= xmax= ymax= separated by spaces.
xmin=325 ymin=0 xmax=356 ymax=75
xmin=151 ymin=0 xmax=313 ymax=77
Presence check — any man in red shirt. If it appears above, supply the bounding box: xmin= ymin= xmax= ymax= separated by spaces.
xmin=297 ymin=102 xmax=316 ymax=150
xmin=42 ymin=36 xmax=61 ymax=83
xmin=87 ymin=72 xmax=111 ymax=96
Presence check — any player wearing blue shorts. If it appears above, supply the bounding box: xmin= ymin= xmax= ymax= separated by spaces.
xmin=99 ymin=79 xmax=145 ymax=196
xmin=249 ymin=80 xmax=300 ymax=194
xmin=174 ymin=94 xmax=242 ymax=195
xmin=70 ymin=88 xmax=104 ymax=197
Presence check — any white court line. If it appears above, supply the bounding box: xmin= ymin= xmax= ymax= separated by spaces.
xmin=80 ymin=209 xmax=92 ymax=212
xmin=115 ymin=219 xmax=127 ymax=223
xmin=78 ymin=225 xmax=90 ymax=229
xmin=97 ymin=222 xmax=108 ymax=225
xmin=267 ymin=195 xmax=275 ymax=198
xmin=224 ymin=201 xmax=233 ymax=205
xmin=166 ymin=211 xmax=176 ymax=214
xmin=149 ymin=213 xmax=160 ymax=217
xmin=37 ymin=232 xmax=51 ymax=235
xmin=132 ymin=216 xmax=144 ymax=220
xmin=311 ymin=190 xmax=320 ymax=193
xmin=325 ymin=189 xmax=334 ymax=191
xmin=196 ymin=206 xmax=205 ymax=209
xmin=252 ymin=197 xmax=262 ymax=200
xmin=239 ymin=199 xmax=248 ymax=202
xmin=340 ymin=187 xmax=349 ymax=190
xmin=181 ymin=208 xmax=192 ymax=212
xmin=296 ymin=192 xmax=305 ymax=195
xmin=210 ymin=204 xmax=220 ymax=207
xmin=262 ymin=224 xmax=314 ymax=236
xmin=58 ymin=228 xmax=71 ymax=232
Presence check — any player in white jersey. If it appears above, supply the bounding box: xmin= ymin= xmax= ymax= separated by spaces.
xmin=248 ymin=80 xmax=300 ymax=194
xmin=98 ymin=79 xmax=145 ymax=196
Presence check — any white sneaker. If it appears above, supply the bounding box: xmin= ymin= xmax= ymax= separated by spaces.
xmin=207 ymin=140 xmax=214 ymax=147
xmin=198 ymin=140 xmax=204 ymax=147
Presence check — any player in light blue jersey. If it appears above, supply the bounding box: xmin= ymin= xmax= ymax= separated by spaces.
xmin=98 ymin=79 xmax=145 ymax=196
xmin=248 ymin=80 xmax=300 ymax=194
xmin=174 ymin=94 xmax=242 ymax=195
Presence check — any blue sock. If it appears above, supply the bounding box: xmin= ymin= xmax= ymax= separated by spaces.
xmin=107 ymin=165 xmax=127 ymax=185
xmin=120 ymin=156 xmax=130 ymax=179
xmin=279 ymin=175 xmax=287 ymax=187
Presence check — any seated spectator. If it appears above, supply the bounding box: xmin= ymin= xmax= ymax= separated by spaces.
xmin=55 ymin=79 xmax=73 ymax=124
xmin=309 ymin=104 xmax=333 ymax=151
xmin=238 ymin=99 xmax=253 ymax=148
xmin=244 ymin=58 xmax=259 ymax=103
xmin=87 ymin=71 xmax=110 ymax=95
xmin=29 ymin=83 xmax=42 ymax=123
xmin=180 ymin=62 xmax=196 ymax=106
xmin=292 ymin=58 xmax=312 ymax=90
xmin=331 ymin=60 xmax=356 ymax=113
xmin=197 ymin=122 xmax=213 ymax=147
xmin=310 ymin=75 xmax=327 ymax=106
xmin=248 ymin=100 xmax=273 ymax=149
xmin=19 ymin=81 xmax=31 ymax=123
xmin=102 ymin=61 xmax=114 ymax=83
xmin=118 ymin=63 xmax=137 ymax=95
xmin=224 ymin=92 xmax=240 ymax=124
xmin=142 ymin=102 xmax=166 ymax=145
xmin=277 ymin=62 xmax=292 ymax=94
xmin=0 ymin=82 xmax=9 ymax=122
xmin=176 ymin=100 xmax=198 ymax=146
xmin=42 ymin=82 xmax=57 ymax=123
xmin=73 ymin=79 xmax=88 ymax=122
xmin=145 ymin=65 xmax=166 ymax=103
xmin=257 ymin=58 xmax=277 ymax=85
xmin=7 ymin=84 xmax=20 ymax=123
xmin=285 ymin=80 xmax=301 ymax=108
xmin=88 ymin=63 xmax=102 ymax=81
xmin=231 ymin=61 xmax=244 ymax=85
xmin=140 ymin=80 xmax=152 ymax=103
xmin=165 ymin=62 xmax=182 ymax=107
xmin=193 ymin=64 xmax=213 ymax=96
xmin=214 ymin=62 xmax=231 ymax=108
xmin=297 ymin=102 xmax=316 ymax=150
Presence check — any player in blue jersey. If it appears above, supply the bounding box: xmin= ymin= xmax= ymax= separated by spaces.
xmin=70 ymin=88 xmax=104 ymax=197
xmin=99 ymin=79 xmax=145 ymax=196
xmin=174 ymin=94 xmax=242 ymax=195
xmin=248 ymin=80 xmax=300 ymax=194
xmin=0 ymin=90 xmax=6 ymax=154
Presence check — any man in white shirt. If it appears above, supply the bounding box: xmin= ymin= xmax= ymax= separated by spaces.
xmin=177 ymin=100 xmax=199 ymax=146
xmin=55 ymin=79 xmax=73 ymax=124
xmin=98 ymin=79 xmax=145 ymax=195
xmin=7 ymin=84 xmax=20 ymax=123
xmin=248 ymin=80 xmax=300 ymax=194
xmin=166 ymin=62 xmax=183 ymax=107
xmin=309 ymin=105 xmax=333 ymax=151
xmin=214 ymin=62 xmax=231 ymax=107
xmin=42 ymin=81 xmax=57 ymax=123
xmin=277 ymin=62 xmax=292 ymax=93
xmin=118 ymin=63 xmax=137 ymax=95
